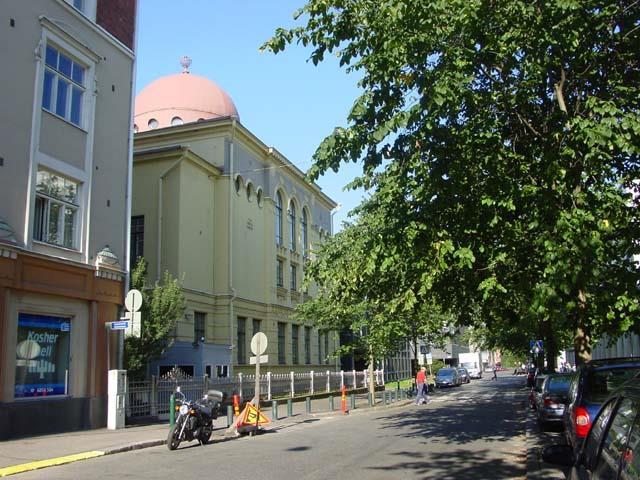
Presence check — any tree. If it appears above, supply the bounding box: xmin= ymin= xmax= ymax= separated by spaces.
xmin=265 ymin=0 xmax=640 ymax=364
xmin=124 ymin=258 xmax=186 ymax=379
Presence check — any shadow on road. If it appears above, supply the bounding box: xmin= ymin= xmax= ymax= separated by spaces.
xmin=365 ymin=448 xmax=525 ymax=480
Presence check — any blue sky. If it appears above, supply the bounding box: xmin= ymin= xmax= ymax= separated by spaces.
xmin=135 ymin=0 xmax=366 ymax=231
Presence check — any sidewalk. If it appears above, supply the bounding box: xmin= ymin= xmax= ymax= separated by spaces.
xmin=0 ymin=391 xmax=406 ymax=477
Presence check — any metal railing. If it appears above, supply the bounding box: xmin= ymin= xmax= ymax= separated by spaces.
xmin=126 ymin=368 xmax=408 ymax=420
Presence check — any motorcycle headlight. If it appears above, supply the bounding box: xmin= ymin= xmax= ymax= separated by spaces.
xmin=179 ymin=405 xmax=189 ymax=415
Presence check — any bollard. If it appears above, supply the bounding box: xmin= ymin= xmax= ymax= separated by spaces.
xmin=306 ymin=396 xmax=311 ymax=413
xmin=368 ymin=392 xmax=373 ymax=407
xmin=350 ymin=393 xmax=356 ymax=410
xmin=272 ymin=400 xmax=278 ymax=420
xmin=341 ymin=385 xmax=348 ymax=414
xmin=227 ymin=405 xmax=233 ymax=427
xmin=233 ymin=394 xmax=240 ymax=417
xmin=384 ymin=391 xmax=389 ymax=405
xmin=169 ymin=393 xmax=175 ymax=427
xmin=329 ymin=395 xmax=334 ymax=411
xmin=287 ymin=398 xmax=293 ymax=417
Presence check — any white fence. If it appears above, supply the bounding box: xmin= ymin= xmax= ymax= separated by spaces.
xmin=126 ymin=369 xmax=393 ymax=419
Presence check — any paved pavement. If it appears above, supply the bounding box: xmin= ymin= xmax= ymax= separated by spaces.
xmin=0 ymin=375 xmax=567 ymax=478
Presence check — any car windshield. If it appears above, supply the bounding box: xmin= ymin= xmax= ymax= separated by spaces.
xmin=546 ymin=375 xmax=571 ymax=394
xmin=438 ymin=370 xmax=454 ymax=377
xmin=583 ymin=367 xmax=640 ymax=403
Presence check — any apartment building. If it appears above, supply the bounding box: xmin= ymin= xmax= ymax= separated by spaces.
xmin=0 ymin=0 xmax=136 ymax=439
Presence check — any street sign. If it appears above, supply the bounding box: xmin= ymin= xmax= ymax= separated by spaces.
xmin=124 ymin=289 xmax=142 ymax=313
xmin=425 ymin=353 xmax=433 ymax=365
xmin=109 ymin=320 xmax=129 ymax=330
xmin=250 ymin=355 xmax=269 ymax=365
xmin=250 ymin=332 xmax=268 ymax=356
xmin=123 ymin=289 xmax=142 ymax=337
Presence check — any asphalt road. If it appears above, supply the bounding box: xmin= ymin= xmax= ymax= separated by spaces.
xmin=13 ymin=375 xmax=528 ymax=480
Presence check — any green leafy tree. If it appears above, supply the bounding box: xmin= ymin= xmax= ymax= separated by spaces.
xmin=124 ymin=258 xmax=186 ymax=379
xmin=265 ymin=0 xmax=640 ymax=365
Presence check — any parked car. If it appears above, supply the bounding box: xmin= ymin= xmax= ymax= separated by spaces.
xmin=542 ymin=376 xmax=640 ymax=479
xmin=435 ymin=368 xmax=461 ymax=388
xmin=529 ymin=374 xmax=548 ymax=410
xmin=457 ymin=367 xmax=471 ymax=384
xmin=563 ymin=357 xmax=640 ymax=453
xmin=535 ymin=373 xmax=572 ymax=429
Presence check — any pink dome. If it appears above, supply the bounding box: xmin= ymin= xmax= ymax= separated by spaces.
xmin=134 ymin=72 xmax=239 ymax=132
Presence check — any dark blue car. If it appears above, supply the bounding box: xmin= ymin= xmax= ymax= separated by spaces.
xmin=563 ymin=357 xmax=640 ymax=452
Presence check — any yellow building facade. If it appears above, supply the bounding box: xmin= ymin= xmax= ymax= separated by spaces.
xmin=132 ymin=64 xmax=339 ymax=377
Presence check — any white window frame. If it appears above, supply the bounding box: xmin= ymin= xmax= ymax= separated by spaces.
xmin=33 ymin=168 xmax=81 ymax=250
xmin=39 ymin=18 xmax=99 ymax=133
xmin=215 ymin=365 xmax=229 ymax=378
xmin=42 ymin=42 xmax=87 ymax=128
xmin=62 ymin=0 xmax=98 ymax=22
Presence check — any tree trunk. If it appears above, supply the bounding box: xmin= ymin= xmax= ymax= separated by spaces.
xmin=574 ymin=289 xmax=591 ymax=366
xmin=544 ymin=319 xmax=558 ymax=371
xmin=368 ymin=351 xmax=376 ymax=400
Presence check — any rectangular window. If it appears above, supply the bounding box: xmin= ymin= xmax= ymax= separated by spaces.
xmin=130 ymin=216 xmax=144 ymax=270
xmin=237 ymin=317 xmax=246 ymax=364
xmin=305 ymin=327 xmax=311 ymax=364
xmin=252 ymin=318 xmax=261 ymax=336
xmin=216 ymin=365 xmax=229 ymax=378
xmin=205 ymin=365 xmax=212 ymax=378
xmin=15 ymin=313 xmax=71 ymax=398
xmin=290 ymin=264 xmax=297 ymax=291
xmin=291 ymin=324 xmax=299 ymax=364
xmin=324 ymin=333 xmax=329 ymax=364
xmin=318 ymin=331 xmax=323 ymax=364
xmin=42 ymin=44 xmax=86 ymax=127
xmin=194 ymin=311 xmax=205 ymax=344
xmin=276 ymin=259 xmax=284 ymax=287
xmin=278 ymin=322 xmax=286 ymax=365
xmin=33 ymin=169 xmax=80 ymax=249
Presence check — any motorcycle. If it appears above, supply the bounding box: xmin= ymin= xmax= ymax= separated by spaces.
xmin=167 ymin=387 xmax=225 ymax=450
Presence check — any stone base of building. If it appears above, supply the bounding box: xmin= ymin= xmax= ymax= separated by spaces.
xmin=0 ymin=396 xmax=106 ymax=440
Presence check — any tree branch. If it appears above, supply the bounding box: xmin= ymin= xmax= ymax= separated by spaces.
xmin=554 ymin=66 xmax=568 ymax=114
xmin=516 ymin=112 xmax=542 ymax=138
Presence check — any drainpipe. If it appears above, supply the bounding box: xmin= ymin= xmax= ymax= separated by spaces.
xmin=120 ymin=27 xmax=139 ymax=370
xmin=157 ymin=155 xmax=185 ymax=281
xmin=228 ymin=118 xmax=237 ymax=365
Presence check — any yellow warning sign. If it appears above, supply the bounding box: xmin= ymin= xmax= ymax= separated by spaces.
xmin=236 ymin=403 xmax=270 ymax=427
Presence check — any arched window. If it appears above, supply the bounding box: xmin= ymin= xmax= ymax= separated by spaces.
xmin=275 ymin=191 xmax=283 ymax=246
xmin=301 ymin=209 xmax=308 ymax=257
xmin=288 ymin=202 xmax=296 ymax=251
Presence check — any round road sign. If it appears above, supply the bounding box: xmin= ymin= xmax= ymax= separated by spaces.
xmin=125 ymin=289 xmax=143 ymax=312
xmin=250 ymin=332 xmax=268 ymax=355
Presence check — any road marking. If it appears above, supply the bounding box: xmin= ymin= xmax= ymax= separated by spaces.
xmin=0 ymin=451 xmax=105 ymax=477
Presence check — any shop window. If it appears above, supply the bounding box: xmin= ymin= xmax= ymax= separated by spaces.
xmin=14 ymin=313 xmax=71 ymax=398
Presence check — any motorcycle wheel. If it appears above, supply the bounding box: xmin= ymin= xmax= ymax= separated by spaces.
xmin=199 ymin=423 xmax=213 ymax=445
xmin=167 ymin=421 xmax=182 ymax=450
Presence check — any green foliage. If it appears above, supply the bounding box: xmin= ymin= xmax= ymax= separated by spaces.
xmin=268 ymin=0 xmax=640 ymax=361
xmin=124 ymin=258 xmax=186 ymax=379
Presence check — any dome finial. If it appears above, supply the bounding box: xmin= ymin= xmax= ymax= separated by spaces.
xmin=180 ymin=55 xmax=192 ymax=74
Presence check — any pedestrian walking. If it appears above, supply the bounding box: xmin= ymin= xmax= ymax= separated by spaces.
xmin=415 ymin=366 xmax=429 ymax=404
xmin=492 ymin=365 xmax=498 ymax=381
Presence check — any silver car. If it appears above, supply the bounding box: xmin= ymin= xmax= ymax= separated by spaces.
xmin=535 ymin=373 xmax=572 ymax=429
xmin=457 ymin=367 xmax=471 ymax=384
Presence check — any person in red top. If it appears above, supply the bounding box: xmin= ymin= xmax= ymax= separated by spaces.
xmin=415 ymin=366 xmax=429 ymax=404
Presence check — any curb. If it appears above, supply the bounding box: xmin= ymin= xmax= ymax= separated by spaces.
xmin=0 ymin=451 xmax=105 ymax=478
